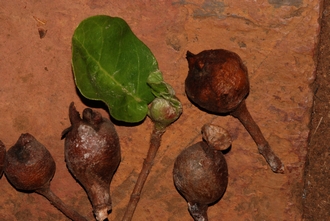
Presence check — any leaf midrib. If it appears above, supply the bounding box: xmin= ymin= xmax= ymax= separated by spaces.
xmin=74 ymin=35 xmax=143 ymax=103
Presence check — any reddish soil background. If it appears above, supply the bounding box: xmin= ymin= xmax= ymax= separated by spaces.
xmin=0 ymin=0 xmax=325 ymax=220
xmin=303 ymin=0 xmax=330 ymax=220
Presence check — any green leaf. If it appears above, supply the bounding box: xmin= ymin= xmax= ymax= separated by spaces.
xmin=72 ymin=15 xmax=158 ymax=122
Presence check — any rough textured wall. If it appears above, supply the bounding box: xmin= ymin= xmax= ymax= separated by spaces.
xmin=0 ymin=0 xmax=320 ymax=220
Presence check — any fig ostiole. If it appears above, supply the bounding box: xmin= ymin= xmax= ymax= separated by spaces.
xmin=185 ymin=49 xmax=284 ymax=173
xmin=173 ymin=124 xmax=230 ymax=221
xmin=4 ymin=133 xmax=88 ymax=221
xmin=62 ymin=102 xmax=121 ymax=221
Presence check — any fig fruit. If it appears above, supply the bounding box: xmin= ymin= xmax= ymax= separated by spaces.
xmin=5 ymin=133 xmax=87 ymax=221
xmin=173 ymin=124 xmax=230 ymax=221
xmin=185 ymin=49 xmax=284 ymax=173
xmin=62 ymin=102 xmax=121 ymax=221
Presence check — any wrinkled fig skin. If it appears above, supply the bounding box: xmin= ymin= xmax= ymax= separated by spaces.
xmin=62 ymin=102 xmax=121 ymax=221
xmin=0 ymin=141 xmax=6 ymax=177
xmin=185 ymin=49 xmax=249 ymax=113
xmin=5 ymin=133 xmax=88 ymax=221
xmin=5 ymin=133 xmax=55 ymax=191
xmin=185 ymin=49 xmax=284 ymax=173
xmin=173 ymin=141 xmax=228 ymax=221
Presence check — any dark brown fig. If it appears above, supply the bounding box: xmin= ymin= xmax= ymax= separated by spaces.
xmin=5 ymin=133 xmax=56 ymax=191
xmin=5 ymin=133 xmax=87 ymax=221
xmin=173 ymin=124 xmax=230 ymax=221
xmin=62 ymin=102 xmax=121 ymax=221
xmin=186 ymin=49 xmax=249 ymax=114
xmin=0 ymin=140 xmax=6 ymax=177
xmin=185 ymin=49 xmax=284 ymax=173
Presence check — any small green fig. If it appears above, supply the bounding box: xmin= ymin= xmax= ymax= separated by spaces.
xmin=148 ymin=97 xmax=182 ymax=130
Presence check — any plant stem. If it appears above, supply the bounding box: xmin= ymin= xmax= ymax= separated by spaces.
xmin=36 ymin=186 xmax=88 ymax=221
xmin=230 ymin=100 xmax=284 ymax=173
xmin=122 ymin=125 xmax=165 ymax=221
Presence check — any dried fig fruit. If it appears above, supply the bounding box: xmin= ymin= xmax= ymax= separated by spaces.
xmin=186 ymin=49 xmax=284 ymax=173
xmin=62 ymin=102 xmax=121 ymax=221
xmin=173 ymin=124 xmax=230 ymax=221
xmin=5 ymin=133 xmax=87 ymax=221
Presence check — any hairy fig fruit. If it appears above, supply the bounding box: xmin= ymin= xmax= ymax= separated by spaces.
xmin=173 ymin=124 xmax=230 ymax=221
xmin=62 ymin=102 xmax=121 ymax=221
xmin=185 ymin=49 xmax=284 ymax=173
xmin=5 ymin=133 xmax=87 ymax=221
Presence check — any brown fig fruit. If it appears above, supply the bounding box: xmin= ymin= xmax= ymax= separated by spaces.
xmin=0 ymin=140 xmax=6 ymax=177
xmin=186 ymin=49 xmax=249 ymax=114
xmin=173 ymin=124 xmax=230 ymax=221
xmin=62 ymin=102 xmax=121 ymax=221
xmin=185 ymin=49 xmax=284 ymax=173
xmin=5 ymin=133 xmax=56 ymax=191
xmin=5 ymin=133 xmax=87 ymax=221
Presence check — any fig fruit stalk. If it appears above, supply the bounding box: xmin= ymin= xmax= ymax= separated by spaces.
xmin=173 ymin=124 xmax=230 ymax=221
xmin=122 ymin=96 xmax=182 ymax=221
xmin=62 ymin=102 xmax=121 ymax=221
xmin=185 ymin=49 xmax=284 ymax=173
xmin=4 ymin=133 xmax=88 ymax=221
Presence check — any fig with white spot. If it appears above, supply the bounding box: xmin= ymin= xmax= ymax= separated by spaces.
xmin=62 ymin=102 xmax=121 ymax=221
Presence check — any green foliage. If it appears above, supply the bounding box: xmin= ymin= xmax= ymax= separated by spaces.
xmin=72 ymin=15 xmax=159 ymax=122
